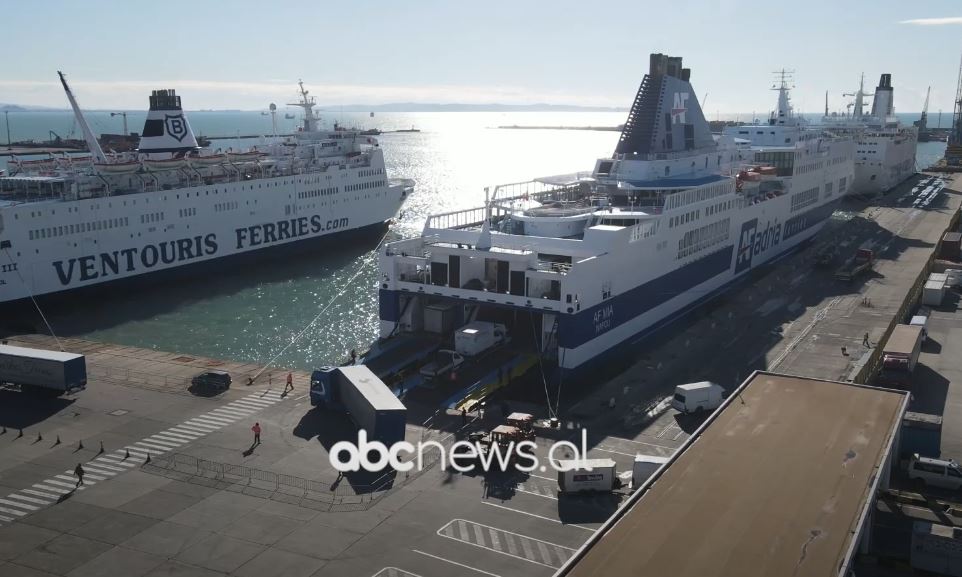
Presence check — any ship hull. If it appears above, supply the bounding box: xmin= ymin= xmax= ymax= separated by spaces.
xmin=0 ymin=220 xmax=389 ymax=320
xmin=0 ymin=171 xmax=407 ymax=304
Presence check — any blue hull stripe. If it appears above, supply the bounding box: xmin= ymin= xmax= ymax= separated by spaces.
xmin=557 ymin=245 xmax=734 ymax=349
xmin=560 ymin=232 xmax=816 ymax=382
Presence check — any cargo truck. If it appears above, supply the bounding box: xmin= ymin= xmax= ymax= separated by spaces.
xmin=310 ymin=365 xmax=406 ymax=446
xmin=0 ymin=344 xmax=87 ymax=396
xmin=834 ymin=248 xmax=875 ymax=282
xmin=879 ymin=324 xmax=924 ymax=387
xmin=557 ymin=458 xmax=618 ymax=494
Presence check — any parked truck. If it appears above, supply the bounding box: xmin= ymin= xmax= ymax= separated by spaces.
xmin=310 ymin=365 xmax=406 ymax=446
xmin=834 ymin=248 xmax=875 ymax=282
xmin=0 ymin=344 xmax=87 ymax=396
xmin=879 ymin=324 xmax=924 ymax=387
xmin=454 ymin=322 xmax=508 ymax=357
xmin=557 ymin=458 xmax=618 ymax=494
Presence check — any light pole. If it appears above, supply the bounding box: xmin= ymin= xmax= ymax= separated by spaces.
xmin=4 ymin=111 xmax=9 ymax=147
xmin=110 ymin=111 xmax=128 ymax=136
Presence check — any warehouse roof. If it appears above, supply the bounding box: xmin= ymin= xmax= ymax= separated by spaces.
xmin=557 ymin=372 xmax=908 ymax=577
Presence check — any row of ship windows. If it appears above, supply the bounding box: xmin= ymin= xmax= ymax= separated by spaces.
xmin=705 ymin=200 xmax=734 ymax=217
xmin=668 ymin=209 xmax=699 ymax=229
xmin=299 ymin=187 xmax=339 ymax=199
xmin=178 ymin=208 xmax=197 ymax=218
xmin=29 ymin=217 xmax=131 ymax=240
xmin=856 ymin=150 xmax=878 ymax=154
xmin=790 ymin=188 xmax=820 ymax=212
xmin=795 ymin=161 xmax=824 ymax=175
xmin=215 ymin=202 xmax=239 ymax=212
xmin=665 ymin=180 xmax=731 ymax=211
xmin=140 ymin=212 xmax=165 ymax=224
xmin=358 ymin=168 xmax=384 ymax=178
xmin=345 ymin=180 xmax=386 ymax=193
xmin=677 ymin=217 xmax=731 ymax=260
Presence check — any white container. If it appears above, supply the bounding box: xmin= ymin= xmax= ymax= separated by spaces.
xmin=671 ymin=381 xmax=725 ymax=414
xmin=910 ymin=315 xmax=929 ymax=342
xmin=922 ymin=279 xmax=946 ymax=306
xmin=454 ymin=322 xmax=507 ymax=356
xmin=557 ymin=458 xmax=616 ymax=493
xmin=632 ymin=455 xmax=669 ymax=489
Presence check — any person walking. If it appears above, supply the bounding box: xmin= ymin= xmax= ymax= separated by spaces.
xmin=252 ymin=422 xmax=261 ymax=445
xmin=74 ymin=463 xmax=85 ymax=487
xmin=285 ymin=372 xmax=293 ymax=394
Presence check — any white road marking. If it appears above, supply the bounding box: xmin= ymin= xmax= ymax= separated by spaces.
xmin=87 ymin=461 xmax=125 ymax=472
xmin=437 ymin=518 xmax=575 ymax=568
xmin=0 ymin=506 xmax=26 ymax=516
xmin=170 ymin=425 xmax=212 ymax=436
xmin=0 ymin=498 xmax=36 ymax=511
xmin=211 ymin=407 xmax=253 ymax=418
xmin=411 ymin=549 xmax=503 ymax=577
xmin=152 ymin=432 xmax=195 ymax=443
xmin=7 ymin=494 xmax=51 ymax=505
xmin=372 ymin=567 xmax=425 ymax=577
xmin=33 ymin=484 xmax=72 ymax=495
xmin=22 ymin=489 xmax=58 ymax=500
xmin=597 ymin=435 xmax=676 ymax=451
xmin=481 ymin=501 xmax=596 ymax=532
xmin=192 ymin=415 xmax=235 ymax=426
xmin=143 ymin=437 xmax=183 ymax=448
xmin=0 ymin=514 xmax=13 ymax=522
xmin=133 ymin=441 xmax=172 ymax=452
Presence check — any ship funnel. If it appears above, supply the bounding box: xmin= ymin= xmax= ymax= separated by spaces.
xmin=137 ymin=89 xmax=199 ymax=155
xmin=614 ymin=53 xmax=713 ymax=156
xmin=870 ymin=73 xmax=895 ymax=119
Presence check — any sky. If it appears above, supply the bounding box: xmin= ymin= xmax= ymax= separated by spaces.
xmin=3 ymin=0 xmax=962 ymax=114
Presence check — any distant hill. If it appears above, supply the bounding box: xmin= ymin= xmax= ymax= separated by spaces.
xmin=0 ymin=103 xmax=66 ymax=112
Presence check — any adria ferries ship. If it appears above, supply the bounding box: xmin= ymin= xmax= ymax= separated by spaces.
xmin=376 ymin=53 xmax=854 ymax=382
xmin=0 ymin=76 xmax=412 ymax=304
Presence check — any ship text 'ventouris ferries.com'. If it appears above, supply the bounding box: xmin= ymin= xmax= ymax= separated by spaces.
xmin=375 ymin=53 xmax=855 ymax=383
xmin=0 ymin=75 xmax=412 ymax=304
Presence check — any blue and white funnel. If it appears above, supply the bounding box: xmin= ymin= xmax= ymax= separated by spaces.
xmin=615 ymin=53 xmax=713 ymax=156
xmin=137 ymin=89 xmax=199 ymax=155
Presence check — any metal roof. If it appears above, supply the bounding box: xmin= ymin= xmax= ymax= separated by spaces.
xmin=557 ymin=372 xmax=908 ymax=577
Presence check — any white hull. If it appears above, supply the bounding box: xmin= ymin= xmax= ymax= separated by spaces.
xmin=851 ymin=130 xmax=918 ymax=195
xmin=0 ymin=165 xmax=407 ymax=303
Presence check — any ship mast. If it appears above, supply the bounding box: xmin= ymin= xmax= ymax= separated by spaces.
xmin=770 ymin=69 xmax=794 ymax=125
xmin=57 ymin=71 xmax=106 ymax=163
xmin=287 ymin=80 xmax=318 ymax=133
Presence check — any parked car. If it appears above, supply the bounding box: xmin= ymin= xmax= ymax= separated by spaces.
xmin=908 ymin=454 xmax=962 ymax=490
xmin=419 ymin=349 xmax=464 ymax=379
xmin=191 ymin=370 xmax=231 ymax=390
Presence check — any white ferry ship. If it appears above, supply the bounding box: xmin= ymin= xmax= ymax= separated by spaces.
xmin=0 ymin=75 xmax=412 ymax=305
xmin=375 ymin=54 xmax=854 ymax=383
xmin=823 ymin=73 xmax=918 ymax=196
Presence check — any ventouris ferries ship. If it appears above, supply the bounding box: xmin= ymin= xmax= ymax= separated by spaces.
xmin=0 ymin=75 xmax=412 ymax=304
xmin=374 ymin=53 xmax=854 ymax=384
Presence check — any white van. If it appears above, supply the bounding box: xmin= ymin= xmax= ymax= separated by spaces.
xmin=671 ymin=382 xmax=725 ymax=414
xmin=908 ymin=454 xmax=962 ymax=490
xmin=910 ymin=315 xmax=929 ymax=342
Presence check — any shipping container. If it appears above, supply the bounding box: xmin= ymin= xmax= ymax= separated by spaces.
xmin=941 ymin=232 xmax=962 ymax=261
xmin=923 ymin=278 xmax=946 ymax=306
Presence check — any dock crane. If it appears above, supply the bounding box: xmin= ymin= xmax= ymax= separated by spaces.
xmin=946 ymin=52 xmax=962 ymax=165
xmin=915 ymin=86 xmax=932 ymax=141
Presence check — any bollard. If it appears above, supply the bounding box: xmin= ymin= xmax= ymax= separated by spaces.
xmin=124 ymin=448 xmax=130 ymax=460
xmin=54 ymin=435 xmax=61 ymax=446
xmin=98 ymin=441 xmax=104 ymax=455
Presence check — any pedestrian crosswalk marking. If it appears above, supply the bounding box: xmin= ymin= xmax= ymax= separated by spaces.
xmin=0 ymin=389 xmax=287 ymax=527
xmin=437 ymin=518 xmax=574 ymax=569
xmin=372 ymin=568 xmax=424 ymax=577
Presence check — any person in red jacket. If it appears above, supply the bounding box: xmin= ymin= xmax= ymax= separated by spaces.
xmin=251 ymin=422 xmax=261 ymax=445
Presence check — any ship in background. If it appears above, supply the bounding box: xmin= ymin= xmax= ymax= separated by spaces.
xmin=822 ymin=73 xmax=918 ymax=195
xmin=0 ymin=76 xmax=412 ymax=305
xmin=371 ymin=54 xmax=854 ymax=398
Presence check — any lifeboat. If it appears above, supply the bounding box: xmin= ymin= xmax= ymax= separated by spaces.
xmin=227 ymin=151 xmax=266 ymax=163
xmin=143 ymin=157 xmax=187 ymax=171
xmin=187 ymin=153 xmax=227 ymax=167
xmin=94 ymin=160 xmax=141 ymax=174
xmin=12 ymin=156 xmax=57 ymax=171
